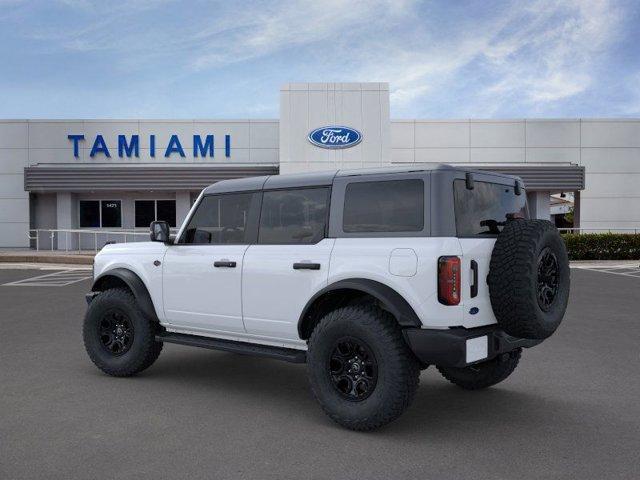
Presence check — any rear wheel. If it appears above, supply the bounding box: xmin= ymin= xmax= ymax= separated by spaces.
xmin=307 ymin=304 xmax=420 ymax=431
xmin=437 ymin=348 xmax=521 ymax=390
xmin=83 ymin=288 xmax=163 ymax=376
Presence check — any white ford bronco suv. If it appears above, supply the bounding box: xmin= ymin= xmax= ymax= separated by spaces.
xmin=84 ymin=165 xmax=570 ymax=430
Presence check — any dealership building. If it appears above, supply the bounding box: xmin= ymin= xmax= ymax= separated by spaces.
xmin=0 ymin=82 xmax=638 ymax=249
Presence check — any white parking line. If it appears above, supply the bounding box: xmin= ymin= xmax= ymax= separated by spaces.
xmin=0 ymin=263 xmax=92 ymax=271
xmin=572 ymin=264 xmax=640 ymax=279
xmin=2 ymin=269 xmax=93 ymax=287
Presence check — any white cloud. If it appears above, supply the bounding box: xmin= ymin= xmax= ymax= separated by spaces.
xmin=189 ymin=0 xmax=416 ymax=70
xmin=358 ymin=0 xmax=623 ymax=114
xmin=479 ymin=0 xmax=621 ymax=105
xmin=4 ymin=0 xmax=630 ymax=117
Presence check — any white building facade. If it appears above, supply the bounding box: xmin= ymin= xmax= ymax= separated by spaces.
xmin=0 ymin=82 xmax=637 ymax=249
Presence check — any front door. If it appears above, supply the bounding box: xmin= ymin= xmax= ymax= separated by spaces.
xmin=242 ymin=187 xmax=333 ymax=342
xmin=162 ymin=192 xmax=260 ymax=335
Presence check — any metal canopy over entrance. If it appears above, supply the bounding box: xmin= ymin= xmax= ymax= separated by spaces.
xmin=471 ymin=164 xmax=585 ymax=192
xmin=24 ymin=165 xmax=280 ymax=192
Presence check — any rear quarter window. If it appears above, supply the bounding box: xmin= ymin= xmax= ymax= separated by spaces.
xmin=343 ymin=179 xmax=424 ymax=233
xmin=453 ymin=179 xmax=528 ymax=236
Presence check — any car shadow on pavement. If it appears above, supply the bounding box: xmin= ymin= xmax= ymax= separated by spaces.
xmin=106 ymin=347 xmax=602 ymax=438
xmin=124 ymin=347 xmax=315 ymax=402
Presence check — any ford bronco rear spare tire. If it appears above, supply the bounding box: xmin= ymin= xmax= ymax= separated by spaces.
xmin=488 ymin=219 xmax=570 ymax=340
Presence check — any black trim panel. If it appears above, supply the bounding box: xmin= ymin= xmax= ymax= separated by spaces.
xmin=91 ymin=268 xmax=159 ymax=322
xmin=298 ymin=278 xmax=422 ymax=337
xmin=158 ymin=332 xmax=307 ymax=363
xmin=403 ymin=325 xmax=542 ymax=368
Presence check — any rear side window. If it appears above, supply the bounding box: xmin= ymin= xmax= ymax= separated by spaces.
xmin=453 ymin=180 xmax=528 ymax=236
xmin=181 ymin=193 xmax=257 ymax=244
xmin=343 ymin=179 xmax=424 ymax=232
xmin=259 ymin=188 xmax=329 ymax=244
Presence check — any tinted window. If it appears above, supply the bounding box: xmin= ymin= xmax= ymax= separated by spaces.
xmin=181 ymin=193 xmax=255 ymax=244
xmin=135 ymin=200 xmax=155 ymax=228
xmin=343 ymin=180 xmax=424 ymax=232
xmin=101 ymin=201 xmax=122 ymax=228
xmin=259 ymin=188 xmax=329 ymax=244
xmin=79 ymin=201 xmax=100 ymax=228
xmin=157 ymin=200 xmax=176 ymax=227
xmin=454 ymin=180 xmax=528 ymax=236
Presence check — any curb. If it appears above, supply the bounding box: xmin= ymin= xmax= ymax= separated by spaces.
xmin=0 ymin=255 xmax=94 ymax=265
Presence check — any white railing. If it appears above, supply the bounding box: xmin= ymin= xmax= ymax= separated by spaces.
xmin=558 ymin=228 xmax=639 ymax=234
xmin=27 ymin=228 xmax=179 ymax=252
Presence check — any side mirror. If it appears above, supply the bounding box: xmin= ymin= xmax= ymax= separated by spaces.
xmin=150 ymin=220 xmax=170 ymax=243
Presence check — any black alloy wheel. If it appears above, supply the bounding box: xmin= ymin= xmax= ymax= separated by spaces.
xmin=307 ymin=304 xmax=421 ymax=430
xmin=328 ymin=337 xmax=378 ymax=401
xmin=537 ymin=247 xmax=559 ymax=312
xmin=99 ymin=310 xmax=134 ymax=356
xmin=84 ymin=288 xmax=163 ymax=376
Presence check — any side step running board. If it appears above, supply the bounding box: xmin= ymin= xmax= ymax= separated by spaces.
xmin=156 ymin=332 xmax=307 ymax=364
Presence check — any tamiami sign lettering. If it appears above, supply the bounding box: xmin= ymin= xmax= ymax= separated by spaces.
xmin=67 ymin=134 xmax=231 ymax=158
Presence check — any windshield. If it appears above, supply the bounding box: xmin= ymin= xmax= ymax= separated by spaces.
xmin=453 ymin=179 xmax=529 ymax=236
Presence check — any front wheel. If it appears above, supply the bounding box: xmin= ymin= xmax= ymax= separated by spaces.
xmin=307 ymin=304 xmax=420 ymax=431
xmin=83 ymin=288 xmax=163 ymax=377
xmin=437 ymin=349 xmax=521 ymax=390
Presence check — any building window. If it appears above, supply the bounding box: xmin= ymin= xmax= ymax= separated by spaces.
xmin=258 ymin=188 xmax=330 ymax=244
xmin=79 ymin=200 xmax=122 ymax=228
xmin=79 ymin=201 xmax=100 ymax=228
xmin=157 ymin=200 xmax=176 ymax=227
xmin=134 ymin=200 xmax=176 ymax=228
xmin=135 ymin=201 xmax=155 ymax=229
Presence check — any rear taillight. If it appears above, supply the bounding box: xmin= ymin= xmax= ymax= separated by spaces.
xmin=438 ymin=256 xmax=461 ymax=305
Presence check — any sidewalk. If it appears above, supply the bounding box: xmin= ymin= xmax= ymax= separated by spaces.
xmin=0 ymin=249 xmax=95 ymax=265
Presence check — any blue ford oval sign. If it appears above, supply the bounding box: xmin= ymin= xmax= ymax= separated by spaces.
xmin=308 ymin=126 xmax=362 ymax=149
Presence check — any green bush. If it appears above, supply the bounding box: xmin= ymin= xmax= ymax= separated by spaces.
xmin=561 ymin=233 xmax=640 ymax=260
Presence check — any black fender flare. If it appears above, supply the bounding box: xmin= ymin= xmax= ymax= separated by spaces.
xmin=297 ymin=278 xmax=422 ymax=338
xmin=92 ymin=268 xmax=160 ymax=322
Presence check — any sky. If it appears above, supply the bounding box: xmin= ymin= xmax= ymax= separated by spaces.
xmin=0 ymin=0 xmax=638 ymax=119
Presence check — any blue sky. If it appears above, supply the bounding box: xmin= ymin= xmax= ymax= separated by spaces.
xmin=1 ymin=0 xmax=638 ymax=119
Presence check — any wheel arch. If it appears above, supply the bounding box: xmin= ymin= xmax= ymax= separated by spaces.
xmin=298 ymin=278 xmax=422 ymax=339
xmin=92 ymin=268 xmax=159 ymax=322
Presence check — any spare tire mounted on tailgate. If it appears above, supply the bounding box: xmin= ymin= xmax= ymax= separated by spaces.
xmin=488 ymin=219 xmax=570 ymax=340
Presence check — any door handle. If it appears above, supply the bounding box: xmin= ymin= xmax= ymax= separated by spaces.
xmin=214 ymin=260 xmax=237 ymax=268
xmin=470 ymin=260 xmax=478 ymax=298
xmin=293 ymin=262 xmax=321 ymax=270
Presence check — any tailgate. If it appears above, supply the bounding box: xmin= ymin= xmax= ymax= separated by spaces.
xmin=458 ymin=238 xmax=499 ymax=328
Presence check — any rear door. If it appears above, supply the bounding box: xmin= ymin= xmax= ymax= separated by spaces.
xmin=242 ymin=187 xmax=333 ymax=342
xmin=453 ymin=178 xmax=528 ymax=327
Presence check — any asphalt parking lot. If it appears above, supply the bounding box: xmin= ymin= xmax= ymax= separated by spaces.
xmin=1 ymin=266 xmax=639 ymax=480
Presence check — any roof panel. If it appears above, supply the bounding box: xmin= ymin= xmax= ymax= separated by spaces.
xmin=263 ymin=170 xmax=338 ymax=189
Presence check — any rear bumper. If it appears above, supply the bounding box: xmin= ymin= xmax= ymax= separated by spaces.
xmin=403 ymin=325 xmax=542 ymax=368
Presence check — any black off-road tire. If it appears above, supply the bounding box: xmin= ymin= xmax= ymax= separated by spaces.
xmin=488 ymin=219 xmax=570 ymax=340
xmin=83 ymin=288 xmax=163 ymax=377
xmin=307 ymin=304 xmax=420 ymax=431
xmin=437 ymin=348 xmax=521 ymax=390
